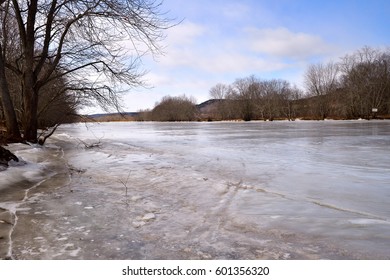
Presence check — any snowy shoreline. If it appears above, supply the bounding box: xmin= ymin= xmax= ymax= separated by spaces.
xmin=0 ymin=142 xmax=69 ymax=259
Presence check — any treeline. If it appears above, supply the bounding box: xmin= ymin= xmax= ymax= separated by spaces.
xmin=304 ymin=46 xmax=390 ymax=119
xmin=206 ymin=78 xmax=302 ymax=121
xmin=139 ymin=46 xmax=390 ymax=122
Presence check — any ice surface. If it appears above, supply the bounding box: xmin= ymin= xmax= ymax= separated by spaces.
xmin=1 ymin=120 xmax=389 ymax=259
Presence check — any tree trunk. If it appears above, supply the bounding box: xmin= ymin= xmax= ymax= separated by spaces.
xmin=0 ymin=48 xmax=22 ymax=142
xmin=22 ymin=84 xmax=38 ymax=142
xmin=20 ymin=0 xmax=39 ymax=143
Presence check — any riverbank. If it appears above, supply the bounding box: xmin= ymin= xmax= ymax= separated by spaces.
xmin=0 ymin=142 xmax=69 ymax=259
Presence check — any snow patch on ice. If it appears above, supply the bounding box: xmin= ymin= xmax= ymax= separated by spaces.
xmin=349 ymin=219 xmax=390 ymax=225
xmin=0 ymin=202 xmax=23 ymax=214
xmin=0 ymin=144 xmax=55 ymax=191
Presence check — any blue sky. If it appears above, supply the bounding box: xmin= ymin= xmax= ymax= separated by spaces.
xmin=90 ymin=0 xmax=390 ymax=113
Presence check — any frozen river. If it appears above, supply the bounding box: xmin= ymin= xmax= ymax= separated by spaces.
xmin=1 ymin=120 xmax=389 ymax=259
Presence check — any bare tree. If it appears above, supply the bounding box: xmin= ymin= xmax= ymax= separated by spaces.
xmin=262 ymin=79 xmax=297 ymax=121
xmin=0 ymin=0 xmax=171 ymax=142
xmin=208 ymin=83 xmax=238 ymax=120
xmin=283 ymin=85 xmax=303 ymax=120
xmin=209 ymin=83 xmax=228 ymax=99
xmin=231 ymin=75 xmax=262 ymax=121
xmin=304 ymin=61 xmax=339 ymax=119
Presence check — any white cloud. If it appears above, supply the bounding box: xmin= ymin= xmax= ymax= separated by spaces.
xmin=165 ymin=21 xmax=206 ymax=46
xmin=246 ymin=27 xmax=333 ymax=59
xmin=197 ymin=52 xmax=287 ymax=74
xmin=156 ymin=45 xmax=288 ymax=77
xmin=156 ymin=21 xmax=209 ymax=68
xmin=144 ymin=72 xmax=174 ymax=87
xmin=157 ymin=23 xmax=333 ymax=77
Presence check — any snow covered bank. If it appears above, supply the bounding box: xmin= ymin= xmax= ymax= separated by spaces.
xmin=0 ymin=142 xmax=69 ymax=259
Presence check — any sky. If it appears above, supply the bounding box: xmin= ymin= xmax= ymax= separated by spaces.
xmin=83 ymin=0 xmax=390 ymax=114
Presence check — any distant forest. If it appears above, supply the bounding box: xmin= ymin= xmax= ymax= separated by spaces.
xmin=138 ymin=46 xmax=390 ymax=121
